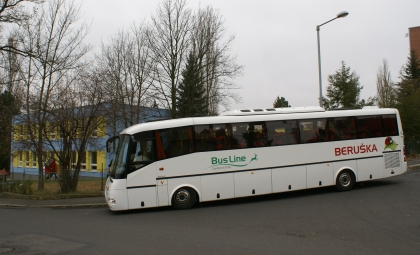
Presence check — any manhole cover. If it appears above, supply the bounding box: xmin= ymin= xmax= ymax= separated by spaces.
xmin=0 ymin=247 xmax=15 ymax=254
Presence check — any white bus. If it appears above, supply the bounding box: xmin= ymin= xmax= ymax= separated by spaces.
xmin=105 ymin=106 xmax=407 ymax=211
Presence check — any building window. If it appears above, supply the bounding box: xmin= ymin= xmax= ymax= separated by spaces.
xmin=91 ymin=118 xmax=98 ymax=138
xmin=32 ymin=152 xmax=37 ymax=167
xmin=90 ymin=151 xmax=97 ymax=170
xmin=78 ymin=118 xmax=86 ymax=139
xmin=25 ymin=151 xmax=30 ymax=167
xmin=80 ymin=152 xmax=86 ymax=169
xmin=26 ymin=126 xmax=30 ymax=139
xmin=42 ymin=151 xmax=47 ymax=164
xmin=18 ymin=151 xmax=23 ymax=167
xmin=19 ymin=125 xmax=23 ymax=140
xmin=32 ymin=124 xmax=37 ymax=139
xmin=49 ymin=126 xmax=56 ymax=139
xmin=71 ymin=151 xmax=77 ymax=169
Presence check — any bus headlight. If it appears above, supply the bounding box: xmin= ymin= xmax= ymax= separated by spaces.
xmin=108 ymin=198 xmax=116 ymax=204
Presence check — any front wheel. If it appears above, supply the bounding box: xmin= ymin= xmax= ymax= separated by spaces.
xmin=336 ymin=170 xmax=355 ymax=191
xmin=171 ymin=188 xmax=197 ymax=209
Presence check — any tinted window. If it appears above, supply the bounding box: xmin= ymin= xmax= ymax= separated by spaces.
xmin=132 ymin=131 xmax=155 ymax=162
xmin=327 ymin=117 xmax=356 ymax=141
xmin=356 ymin=115 xmax=382 ymax=138
xmin=156 ymin=126 xmax=193 ymax=159
xmin=231 ymin=122 xmax=266 ymax=149
xmin=111 ymin=135 xmax=130 ymax=179
xmin=131 ymin=140 xmax=154 ymax=161
xmin=266 ymin=120 xmax=298 ymax=146
xmin=382 ymin=114 xmax=398 ymax=136
xmin=195 ymin=124 xmax=231 ymax=151
xmin=298 ymin=119 xmax=327 ymax=143
xmin=195 ymin=125 xmax=215 ymax=152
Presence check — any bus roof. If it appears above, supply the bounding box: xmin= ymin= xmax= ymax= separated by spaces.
xmin=219 ymin=106 xmax=324 ymax=116
xmin=120 ymin=107 xmax=398 ymax=135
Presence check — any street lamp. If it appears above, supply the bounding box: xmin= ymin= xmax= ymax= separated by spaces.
xmin=316 ymin=11 xmax=349 ymax=108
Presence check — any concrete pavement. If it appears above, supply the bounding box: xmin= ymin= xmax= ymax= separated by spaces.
xmin=0 ymin=195 xmax=107 ymax=208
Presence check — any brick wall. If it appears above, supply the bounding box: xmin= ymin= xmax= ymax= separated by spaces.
xmin=409 ymin=26 xmax=420 ymax=56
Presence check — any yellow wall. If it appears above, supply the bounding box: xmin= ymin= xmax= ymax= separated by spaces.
xmin=12 ymin=150 xmax=107 ymax=172
xmin=13 ymin=115 xmax=108 ymax=173
xmin=12 ymin=151 xmax=37 ymax=168
xmin=85 ymin=150 xmax=106 ymax=172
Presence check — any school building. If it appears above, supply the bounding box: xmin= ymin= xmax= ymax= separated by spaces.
xmin=10 ymin=104 xmax=168 ymax=178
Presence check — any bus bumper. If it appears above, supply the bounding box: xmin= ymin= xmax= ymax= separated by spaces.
xmin=105 ymin=189 xmax=128 ymax=211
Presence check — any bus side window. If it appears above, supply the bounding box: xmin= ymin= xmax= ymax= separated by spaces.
xmin=215 ymin=129 xmax=226 ymax=150
xmin=195 ymin=125 xmax=216 ymax=152
xmin=272 ymin=132 xmax=284 ymax=145
xmin=155 ymin=131 xmax=166 ymax=160
xmin=231 ymin=124 xmax=247 ymax=149
xmin=299 ymin=120 xmax=317 ymax=143
xmin=328 ymin=117 xmax=355 ymax=141
xmin=382 ymin=114 xmax=398 ymax=136
xmin=357 ymin=126 xmax=368 ymax=139
xmin=155 ymin=127 xmax=193 ymax=159
xmin=314 ymin=119 xmax=327 ymax=142
xmin=356 ymin=115 xmax=382 ymax=138
xmin=266 ymin=120 xmax=298 ymax=146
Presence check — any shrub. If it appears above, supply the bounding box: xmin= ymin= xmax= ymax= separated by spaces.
xmin=0 ymin=180 xmax=33 ymax=195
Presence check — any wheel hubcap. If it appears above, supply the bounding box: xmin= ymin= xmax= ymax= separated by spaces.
xmin=175 ymin=189 xmax=190 ymax=205
xmin=339 ymin=173 xmax=351 ymax=187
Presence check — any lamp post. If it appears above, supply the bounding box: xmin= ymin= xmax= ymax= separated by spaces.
xmin=317 ymin=11 xmax=349 ymax=108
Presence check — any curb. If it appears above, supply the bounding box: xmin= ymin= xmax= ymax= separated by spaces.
xmin=408 ymin=164 xmax=420 ymax=171
xmin=0 ymin=203 xmax=107 ymax=208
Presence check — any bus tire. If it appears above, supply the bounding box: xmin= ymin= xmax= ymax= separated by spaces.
xmin=336 ymin=170 xmax=355 ymax=191
xmin=172 ymin=188 xmax=196 ymax=209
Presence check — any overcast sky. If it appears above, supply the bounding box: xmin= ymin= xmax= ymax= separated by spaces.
xmin=78 ymin=0 xmax=419 ymax=111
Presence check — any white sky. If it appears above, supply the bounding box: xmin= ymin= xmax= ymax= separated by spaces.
xmin=78 ymin=0 xmax=419 ymax=111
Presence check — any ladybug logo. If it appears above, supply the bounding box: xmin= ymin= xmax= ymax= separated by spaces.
xmin=384 ymin=137 xmax=398 ymax=150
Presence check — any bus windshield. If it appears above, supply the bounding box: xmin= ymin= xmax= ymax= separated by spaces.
xmin=109 ymin=132 xmax=156 ymax=179
xmin=109 ymin=135 xmax=130 ymax=179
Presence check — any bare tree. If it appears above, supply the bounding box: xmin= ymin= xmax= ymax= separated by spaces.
xmin=0 ymin=0 xmax=40 ymax=24
xmin=97 ymin=23 xmax=156 ymax=132
xmin=0 ymin=0 xmax=41 ymax=172
xmin=376 ymin=59 xmax=396 ymax=108
xmin=191 ymin=6 xmax=243 ymax=115
xmin=146 ymin=0 xmax=242 ymax=117
xmin=146 ymin=0 xmax=191 ymax=118
xmin=13 ymin=0 xmax=91 ymax=190
xmin=46 ymin=67 xmax=106 ymax=193
xmin=0 ymin=0 xmax=43 ymax=56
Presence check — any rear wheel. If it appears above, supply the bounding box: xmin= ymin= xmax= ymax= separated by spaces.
xmin=336 ymin=170 xmax=355 ymax=191
xmin=171 ymin=188 xmax=196 ymax=209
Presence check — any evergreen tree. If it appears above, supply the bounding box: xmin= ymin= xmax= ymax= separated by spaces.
xmin=273 ymin=96 xmax=291 ymax=108
xmin=401 ymin=49 xmax=420 ymax=81
xmin=323 ymin=61 xmax=375 ymax=110
xmin=176 ymin=52 xmax=207 ymax=118
xmin=397 ymin=50 xmax=420 ymax=99
xmin=396 ymin=50 xmax=420 ymax=149
xmin=0 ymin=90 xmax=20 ymax=171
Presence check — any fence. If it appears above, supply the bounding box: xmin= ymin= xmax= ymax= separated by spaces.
xmin=4 ymin=167 xmax=106 ymax=192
